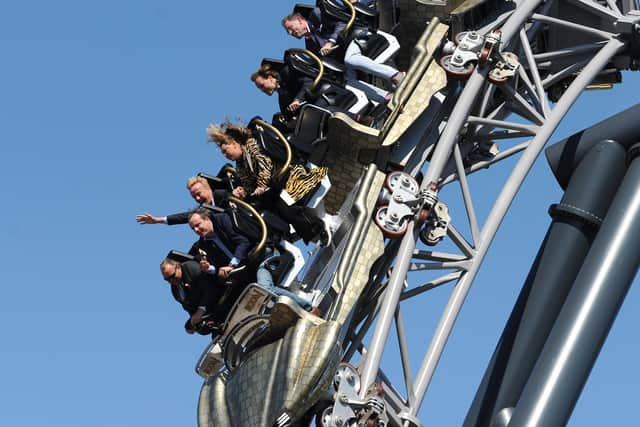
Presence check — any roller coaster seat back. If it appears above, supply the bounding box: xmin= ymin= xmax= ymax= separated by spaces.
xmin=292 ymin=3 xmax=315 ymax=20
xmin=315 ymin=81 xmax=360 ymax=111
xmin=351 ymin=30 xmax=399 ymax=64
xmin=261 ymin=245 xmax=296 ymax=288
xmin=289 ymin=104 xmax=331 ymax=164
xmin=284 ymin=49 xmax=366 ymax=114
xmin=260 ymin=57 xmax=284 ymax=73
xmin=285 ymin=49 xmax=342 ymax=85
xmin=250 ymin=116 xmax=291 ymax=165
xmin=318 ymin=0 xmax=379 ymax=32
xmin=197 ymin=165 xmax=240 ymax=193
xmin=319 ymin=0 xmax=399 ymax=65
xmin=166 ymin=249 xmax=195 ymax=264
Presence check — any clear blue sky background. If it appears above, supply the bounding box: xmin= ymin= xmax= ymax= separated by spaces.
xmin=1 ymin=1 xmax=638 ymax=426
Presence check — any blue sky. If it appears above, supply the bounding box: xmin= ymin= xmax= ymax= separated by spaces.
xmin=1 ymin=1 xmax=638 ymax=426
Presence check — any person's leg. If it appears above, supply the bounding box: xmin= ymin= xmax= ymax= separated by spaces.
xmin=275 ymin=200 xmax=323 ymax=243
xmin=270 ymin=286 xmax=312 ymax=310
xmin=344 ymin=39 xmax=398 ymax=81
xmin=312 ymin=201 xmax=341 ymax=232
xmin=256 ymin=265 xmax=275 ymax=289
xmin=255 ymin=249 xmax=312 ymax=310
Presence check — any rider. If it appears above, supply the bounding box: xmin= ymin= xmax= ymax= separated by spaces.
xmin=160 ymin=257 xmax=225 ymax=335
xmin=136 ymin=175 xmax=227 ymax=226
xmin=187 ymin=208 xmax=255 ymax=322
xmin=281 ymin=6 xmax=403 ymax=103
xmin=207 ymin=121 xmax=332 ymax=247
xmin=251 ymin=62 xmax=377 ymax=129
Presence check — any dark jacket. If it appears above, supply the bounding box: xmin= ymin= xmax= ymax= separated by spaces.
xmin=191 ymin=213 xmax=252 ymax=267
xmin=165 ymin=189 xmax=229 ymax=225
xmin=304 ymin=7 xmax=346 ymax=58
xmin=277 ymin=65 xmax=313 ymax=120
xmin=171 ymin=260 xmax=221 ymax=316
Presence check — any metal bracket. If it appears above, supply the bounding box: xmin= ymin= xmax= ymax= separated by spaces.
xmin=375 ymin=172 xmax=423 ymax=238
xmin=615 ymin=11 xmax=640 ymax=65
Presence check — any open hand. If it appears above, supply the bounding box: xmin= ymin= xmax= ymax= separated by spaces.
xmin=136 ymin=213 xmax=162 ymax=224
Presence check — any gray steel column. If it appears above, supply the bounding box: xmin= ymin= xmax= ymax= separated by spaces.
xmin=509 ymin=145 xmax=640 ymax=427
xmin=462 ymin=140 xmax=627 ymax=427
xmin=546 ymin=104 xmax=640 ymax=188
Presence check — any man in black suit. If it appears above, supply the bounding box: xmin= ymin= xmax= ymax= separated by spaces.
xmin=187 ymin=208 xmax=252 ymax=278
xmin=136 ymin=175 xmax=227 ymax=226
xmin=281 ymin=9 xmax=345 ymax=58
xmin=187 ymin=208 xmax=255 ymax=317
xmin=160 ymin=257 xmax=224 ymax=333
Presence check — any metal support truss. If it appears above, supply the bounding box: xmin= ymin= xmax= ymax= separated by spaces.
xmin=348 ymin=0 xmax=633 ymax=424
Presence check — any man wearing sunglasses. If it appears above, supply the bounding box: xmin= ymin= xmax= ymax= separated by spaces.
xmin=160 ymin=257 xmax=223 ymax=334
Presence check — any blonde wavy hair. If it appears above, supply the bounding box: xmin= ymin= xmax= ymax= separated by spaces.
xmin=207 ymin=120 xmax=253 ymax=147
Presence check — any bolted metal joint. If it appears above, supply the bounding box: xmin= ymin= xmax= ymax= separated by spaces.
xmin=615 ymin=13 xmax=640 ymax=59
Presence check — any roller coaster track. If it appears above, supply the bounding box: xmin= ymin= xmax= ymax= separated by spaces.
xmin=197 ymin=1 xmax=640 ymax=426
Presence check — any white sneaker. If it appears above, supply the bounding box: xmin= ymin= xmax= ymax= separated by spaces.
xmin=324 ymin=214 xmax=342 ymax=232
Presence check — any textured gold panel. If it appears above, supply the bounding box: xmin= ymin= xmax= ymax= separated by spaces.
xmin=382 ymin=23 xmax=449 ymax=146
xmin=331 ymin=171 xmax=386 ymax=325
xmin=322 ymin=115 xmax=380 ymax=213
xmin=198 ymin=317 xmax=342 ymax=426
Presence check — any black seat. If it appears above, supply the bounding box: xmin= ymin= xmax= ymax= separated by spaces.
xmin=285 ymin=49 xmax=345 ymax=87
xmin=318 ymin=0 xmax=379 ymax=32
xmin=198 ymin=166 xmax=240 ymax=192
xmin=249 ymin=117 xmax=291 ymax=165
xmin=314 ymin=82 xmax=358 ymax=111
xmin=166 ymin=250 xmax=195 ymax=263
xmin=355 ymin=32 xmax=390 ymax=59
xmin=288 ymin=104 xmax=331 ymax=164
xmin=260 ymin=57 xmax=284 ymax=73
xmin=293 ymin=3 xmax=315 ymax=18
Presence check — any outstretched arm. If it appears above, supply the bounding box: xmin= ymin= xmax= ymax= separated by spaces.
xmin=136 ymin=213 xmax=166 ymax=224
xmin=136 ymin=210 xmax=193 ymax=225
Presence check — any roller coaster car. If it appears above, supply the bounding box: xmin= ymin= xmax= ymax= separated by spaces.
xmin=195 ymin=284 xmax=274 ymax=377
xmin=195 ymin=240 xmax=313 ymax=378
